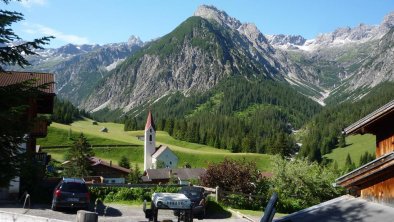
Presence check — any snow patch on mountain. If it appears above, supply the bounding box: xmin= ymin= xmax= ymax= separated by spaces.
xmin=105 ymin=59 xmax=125 ymax=71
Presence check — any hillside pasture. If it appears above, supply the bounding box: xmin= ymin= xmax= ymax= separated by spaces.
xmin=39 ymin=119 xmax=271 ymax=170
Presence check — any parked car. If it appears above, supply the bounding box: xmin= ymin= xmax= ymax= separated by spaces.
xmin=51 ymin=178 xmax=90 ymax=211
xmin=174 ymin=186 xmax=207 ymax=219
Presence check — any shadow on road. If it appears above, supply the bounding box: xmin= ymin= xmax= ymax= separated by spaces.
xmin=205 ymin=201 xmax=232 ymax=219
xmin=94 ymin=200 xmax=122 ymax=217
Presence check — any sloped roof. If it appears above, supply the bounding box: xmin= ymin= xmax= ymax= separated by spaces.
xmin=344 ymin=99 xmax=394 ymax=135
xmin=145 ymin=168 xmax=171 ymax=180
xmin=0 ymin=71 xmax=55 ymax=94
xmin=145 ymin=110 xmax=155 ymax=130
xmin=89 ymin=157 xmax=131 ymax=174
xmin=335 ymin=151 xmax=394 ymax=188
xmin=152 ymin=145 xmax=177 ymax=159
xmin=173 ymin=168 xmax=206 ymax=180
xmin=274 ymin=195 xmax=394 ymax=222
xmin=145 ymin=168 xmax=206 ymax=180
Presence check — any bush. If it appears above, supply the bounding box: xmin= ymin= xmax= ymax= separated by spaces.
xmin=89 ymin=186 xmax=180 ymax=203
xmin=269 ymin=156 xmax=344 ymax=213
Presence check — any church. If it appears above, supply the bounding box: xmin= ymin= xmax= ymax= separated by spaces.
xmin=144 ymin=111 xmax=178 ymax=171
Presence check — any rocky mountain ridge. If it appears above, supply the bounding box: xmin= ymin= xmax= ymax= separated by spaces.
xmin=269 ymin=11 xmax=394 ymax=50
xmin=79 ymin=5 xmax=325 ymax=112
xmin=12 ymin=5 xmax=394 ymax=112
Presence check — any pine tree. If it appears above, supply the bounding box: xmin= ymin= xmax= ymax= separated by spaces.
xmin=338 ymin=133 xmax=346 ymax=148
xmin=118 ymin=156 xmax=130 ymax=169
xmin=64 ymin=134 xmax=94 ymax=177
xmin=344 ymin=153 xmax=355 ymax=172
xmin=128 ymin=163 xmax=141 ymax=184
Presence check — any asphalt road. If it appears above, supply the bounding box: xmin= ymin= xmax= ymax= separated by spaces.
xmin=0 ymin=203 xmax=252 ymax=222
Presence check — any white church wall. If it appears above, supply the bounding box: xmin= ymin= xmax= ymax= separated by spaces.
xmin=154 ymin=149 xmax=178 ymax=169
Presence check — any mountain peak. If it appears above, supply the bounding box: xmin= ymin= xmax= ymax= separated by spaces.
xmin=128 ymin=35 xmax=143 ymax=46
xmin=381 ymin=11 xmax=394 ymax=30
xmin=194 ymin=5 xmax=241 ymax=29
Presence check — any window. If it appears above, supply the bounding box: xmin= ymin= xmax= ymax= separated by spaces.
xmin=150 ymin=129 xmax=152 ymax=133
xmin=149 ymin=135 xmax=152 ymax=141
xmin=170 ymin=161 xmax=172 ymax=165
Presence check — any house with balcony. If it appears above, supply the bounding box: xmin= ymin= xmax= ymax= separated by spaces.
xmin=275 ymin=99 xmax=394 ymax=222
xmin=0 ymin=71 xmax=55 ymax=199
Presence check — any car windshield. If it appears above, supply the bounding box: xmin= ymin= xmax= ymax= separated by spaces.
xmin=61 ymin=182 xmax=88 ymax=193
xmin=181 ymin=188 xmax=202 ymax=198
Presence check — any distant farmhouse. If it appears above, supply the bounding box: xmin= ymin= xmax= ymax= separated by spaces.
xmin=62 ymin=157 xmax=130 ymax=184
xmin=277 ymin=99 xmax=394 ymax=221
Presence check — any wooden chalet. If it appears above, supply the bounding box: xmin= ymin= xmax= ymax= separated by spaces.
xmin=0 ymin=71 xmax=55 ymax=154
xmin=336 ymin=99 xmax=394 ymax=205
xmin=62 ymin=157 xmax=131 ymax=184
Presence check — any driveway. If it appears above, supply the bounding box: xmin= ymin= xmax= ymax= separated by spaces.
xmin=0 ymin=203 xmax=250 ymax=222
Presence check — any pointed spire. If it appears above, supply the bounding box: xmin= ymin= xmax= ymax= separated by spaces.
xmin=145 ymin=110 xmax=155 ymax=131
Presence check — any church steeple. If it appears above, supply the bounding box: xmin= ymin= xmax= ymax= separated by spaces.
xmin=145 ymin=110 xmax=155 ymax=131
xmin=144 ymin=110 xmax=156 ymax=171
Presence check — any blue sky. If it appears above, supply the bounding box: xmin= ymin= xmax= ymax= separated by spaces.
xmin=4 ymin=0 xmax=394 ymax=48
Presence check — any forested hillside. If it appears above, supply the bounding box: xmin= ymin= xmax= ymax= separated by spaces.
xmin=300 ymin=81 xmax=394 ymax=162
xmin=51 ymin=98 xmax=90 ymax=124
xmin=122 ymin=77 xmax=321 ymax=155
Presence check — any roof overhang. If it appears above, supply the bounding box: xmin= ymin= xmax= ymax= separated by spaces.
xmin=344 ymin=99 xmax=394 ymax=135
xmin=335 ymin=151 xmax=394 ymax=189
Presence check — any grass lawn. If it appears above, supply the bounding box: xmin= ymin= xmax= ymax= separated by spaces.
xmin=324 ymin=134 xmax=376 ymax=168
xmin=40 ymin=119 xmax=272 ymax=171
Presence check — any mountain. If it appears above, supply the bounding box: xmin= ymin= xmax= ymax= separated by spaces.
xmin=270 ymin=11 xmax=394 ymax=104
xmin=81 ymin=5 xmax=322 ymax=112
xmin=9 ymin=36 xmax=143 ymax=104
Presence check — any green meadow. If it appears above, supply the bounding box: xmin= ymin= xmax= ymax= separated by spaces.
xmin=39 ymin=119 xmax=376 ymax=171
xmin=324 ymin=134 xmax=376 ymax=168
xmin=39 ymin=119 xmax=271 ymax=171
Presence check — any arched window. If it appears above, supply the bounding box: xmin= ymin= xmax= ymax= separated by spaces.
xmin=149 ymin=135 xmax=152 ymax=141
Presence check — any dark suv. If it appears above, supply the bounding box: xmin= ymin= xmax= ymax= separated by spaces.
xmin=175 ymin=186 xmax=207 ymax=219
xmin=51 ymin=178 xmax=90 ymax=211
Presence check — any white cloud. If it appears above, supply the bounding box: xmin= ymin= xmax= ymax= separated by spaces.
xmin=23 ymin=23 xmax=90 ymax=45
xmin=20 ymin=0 xmax=47 ymax=8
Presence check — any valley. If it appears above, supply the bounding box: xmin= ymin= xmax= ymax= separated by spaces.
xmin=38 ymin=119 xmax=375 ymax=172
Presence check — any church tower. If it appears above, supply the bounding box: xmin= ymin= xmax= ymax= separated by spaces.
xmin=144 ymin=111 xmax=156 ymax=171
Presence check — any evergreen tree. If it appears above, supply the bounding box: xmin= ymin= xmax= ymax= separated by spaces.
xmin=338 ymin=133 xmax=346 ymax=148
xmin=118 ymin=156 xmax=130 ymax=169
xmin=359 ymin=151 xmax=375 ymax=166
xmin=64 ymin=134 xmax=94 ymax=177
xmin=0 ymin=0 xmax=52 ymax=187
xmin=128 ymin=163 xmax=142 ymax=184
xmin=344 ymin=153 xmax=356 ymax=172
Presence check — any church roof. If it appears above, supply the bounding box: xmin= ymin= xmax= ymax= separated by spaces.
xmin=152 ymin=145 xmax=176 ymax=159
xmin=145 ymin=110 xmax=155 ymax=131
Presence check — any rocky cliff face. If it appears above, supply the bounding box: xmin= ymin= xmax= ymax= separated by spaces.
xmin=346 ymin=28 xmax=394 ymax=90
xmin=81 ymin=16 xmax=282 ymax=111
xmin=12 ymin=36 xmax=143 ymax=104
xmin=80 ymin=6 xmax=324 ymax=112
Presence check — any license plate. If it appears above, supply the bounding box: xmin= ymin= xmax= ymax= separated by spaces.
xmin=67 ymin=198 xmax=79 ymax=202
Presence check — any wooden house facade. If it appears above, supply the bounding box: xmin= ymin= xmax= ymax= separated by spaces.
xmin=336 ymin=99 xmax=394 ymax=205
xmin=0 ymin=71 xmax=55 ymax=153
